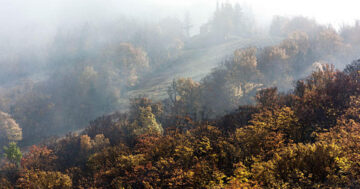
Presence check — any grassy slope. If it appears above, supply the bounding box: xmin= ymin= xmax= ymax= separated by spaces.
xmin=127 ymin=36 xmax=281 ymax=101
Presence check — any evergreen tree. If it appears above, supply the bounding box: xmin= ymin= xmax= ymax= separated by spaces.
xmin=3 ymin=142 xmax=22 ymax=167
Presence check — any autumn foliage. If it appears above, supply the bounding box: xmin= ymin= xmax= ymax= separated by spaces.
xmin=2 ymin=13 xmax=360 ymax=188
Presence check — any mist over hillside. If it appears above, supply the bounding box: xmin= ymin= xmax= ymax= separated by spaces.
xmin=1 ymin=0 xmax=360 ymax=147
xmin=1 ymin=0 xmax=360 ymax=188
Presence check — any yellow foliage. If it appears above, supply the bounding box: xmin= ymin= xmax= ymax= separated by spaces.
xmin=252 ymin=142 xmax=350 ymax=188
xmin=16 ymin=170 xmax=72 ymax=189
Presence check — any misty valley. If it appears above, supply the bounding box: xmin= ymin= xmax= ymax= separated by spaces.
xmin=1 ymin=0 xmax=360 ymax=188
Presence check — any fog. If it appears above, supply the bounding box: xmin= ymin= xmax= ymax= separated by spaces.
xmin=1 ymin=0 xmax=360 ymax=146
xmin=1 ymin=0 xmax=358 ymax=63
xmin=2 ymin=0 xmax=360 ymax=41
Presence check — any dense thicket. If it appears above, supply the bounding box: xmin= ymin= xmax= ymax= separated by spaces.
xmin=1 ymin=58 xmax=360 ymax=188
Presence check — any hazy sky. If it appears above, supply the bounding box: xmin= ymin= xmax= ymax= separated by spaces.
xmin=2 ymin=0 xmax=360 ymax=25
xmin=150 ymin=0 xmax=360 ymax=27
xmin=0 ymin=0 xmax=359 ymax=47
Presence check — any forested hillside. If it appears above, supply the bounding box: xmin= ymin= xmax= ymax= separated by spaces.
xmin=1 ymin=1 xmax=360 ymax=188
xmin=2 ymin=59 xmax=360 ymax=188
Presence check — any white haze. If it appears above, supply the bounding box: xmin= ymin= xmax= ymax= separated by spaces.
xmin=1 ymin=0 xmax=359 ymax=142
xmin=1 ymin=0 xmax=360 ymax=41
xmin=0 ymin=0 xmax=359 ymax=71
